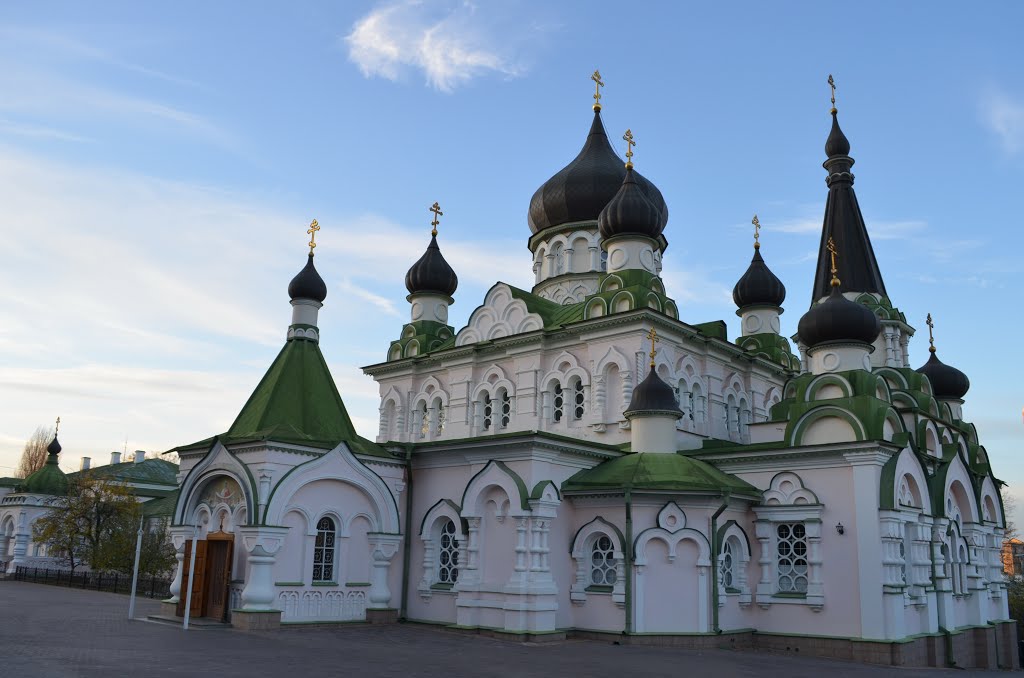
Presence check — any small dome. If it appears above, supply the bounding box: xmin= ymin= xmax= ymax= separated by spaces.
xmin=288 ymin=254 xmax=327 ymax=303
xmin=916 ymin=351 xmax=970 ymax=400
xmin=733 ymin=248 xmax=786 ymax=309
xmin=47 ymin=435 xmax=61 ymax=455
xmin=21 ymin=437 xmax=68 ymax=496
xmin=825 ymin=110 xmax=851 ymax=157
xmin=405 ymin=234 xmax=458 ymax=297
xmin=797 ymin=286 xmax=881 ymax=348
xmin=624 ymin=366 xmax=683 ymax=418
xmin=597 ymin=167 xmax=664 ymax=240
xmin=528 ymin=109 xmax=667 ymax=234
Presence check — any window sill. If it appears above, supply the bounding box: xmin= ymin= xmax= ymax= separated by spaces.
xmin=430 ymin=583 xmax=455 ymax=591
xmin=275 ymin=581 xmax=305 ymax=587
xmin=312 ymin=581 xmax=339 ymax=587
xmin=585 ymin=585 xmax=613 ymax=593
xmin=346 ymin=582 xmax=371 ymax=588
xmin=772 ymin=592 xmax=807 ymax=599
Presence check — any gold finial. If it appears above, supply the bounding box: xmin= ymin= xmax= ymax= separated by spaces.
xmin=623 ymin=129 xmax=635 ymax=169
xmin=429 ymin=202 xmax=443 ymax=237
xmin=591 ymin=69 xmax=604 ymax=111
xmin=828 ymin=73 xmax=837 ymax=114
xmin=926 ymin=313 xmax=936 ymax=353
xmin=645 ymin=327 xmax=660 ymax=369
xmin=752 ymin=214 xmax=761 ymax=250
xmin=827 ymin=236 xmax=840 ymax=287
xmin=306 ymin=219 xmax=320 ymax=254
xmin=55 ymin=416 xmax=60 ymax=434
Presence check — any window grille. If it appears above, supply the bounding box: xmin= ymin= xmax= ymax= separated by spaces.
xmin=776 ymin=523 xmax=808 ymax=593
xmin=419 ymin=403 xmax=429 ymax=438
xmin=500 ymin=390 xmax=511 ymax=428
xmin=573 ymin=379 xmax=585 ymax=420
xmin=436 ymin=402 xmax=446 ymax=435
xmin=483 ymin=394 xmax=492 ymax=430
xmin=553 ymin=383 xmax=564 ymax=422
xmin=721 ymin=540 xmax=734 ymax=589
xmin=313 ymin=517 xmax=336 ymax=583
xmin=438 ymin=519 xmax=459 ymax=584
xmin=590 ymin=536 xmax=616 ymax=585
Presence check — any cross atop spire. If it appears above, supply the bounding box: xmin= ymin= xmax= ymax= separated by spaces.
xmin=926 ymin=313 xmax=936 ymax=353
xmin=307 ymin=219 xmax=320 ymax=254
xmin=591 ymin=69 xmax=604 ymax=111
xmin=646 ymin=327 xmax=659 ymax=368
xmin=623 ymin=129 xmax=635 ymax=169
xmin=827 ymin=236 xmax=840 ymax=287
xmin=429 ymin=202 xmax=443 ymax=237
xmin=828 ymin=73 xmax=837 ymax=113
xmin=752 ymin=214 xmax=761 ymax=250
xmin=55 ymin=416 xmax=60 ymax=434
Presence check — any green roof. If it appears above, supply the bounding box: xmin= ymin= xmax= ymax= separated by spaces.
xmin=0 ymin=477 xmax=20 ymax=488
xmin=73 ymin=458 xmax=179 ymax=486
xmin=175 ymin=338 xmax=392 ymax=458
xmin=562 ymin=452 xmax=761 ymax=497
xmin=21 ymin=454 xmax=69 ymax=496
xmin=142 ymin=488 xmax=180 ymax=517
xmin=506 ymin=285 xmax=586 ymax=329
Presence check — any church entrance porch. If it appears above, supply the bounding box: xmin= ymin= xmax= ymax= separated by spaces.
xmin=176 ymin=531 xmax=234 ymax=622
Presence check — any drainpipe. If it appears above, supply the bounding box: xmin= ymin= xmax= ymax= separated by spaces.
xmin=624 ymin=489 xmax=633 ymax=636
xmin=399 ymin=444 xmax=414 ymax=621
xmin=710 ymin=492 xmax=730 ymax=634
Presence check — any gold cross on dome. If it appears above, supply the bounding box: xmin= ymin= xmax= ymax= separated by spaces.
xmin=827 ymin=236 xmax=840 ymax=287
xmin=828 ymin=73 xmax=837 ymax=110
xmin=926 ymin=313 xmax=936 ymax=353
xmin=55 ymin=416 xmax=60 ymax=434
xmin=307 ymin=219 xmax=320 ymax=254
xmin=429 ymin=202 xmax=443 ymax=236
xmin=623 ymin=129 xmax=635 ymax=169
xmin=591 ymin=69 xmax=604 ymax=110
xmin=646 ymin=327 xmax=659 ymax=368
xmin=752 ymin=214 xmax=761 ymax=249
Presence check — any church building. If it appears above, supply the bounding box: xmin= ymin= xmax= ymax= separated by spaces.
xmin=164 ymin=76 xmax=1015 ymax=669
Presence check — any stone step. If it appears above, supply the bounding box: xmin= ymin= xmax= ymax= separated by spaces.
xmin=145 ymin=614 xmax=230 ymax=629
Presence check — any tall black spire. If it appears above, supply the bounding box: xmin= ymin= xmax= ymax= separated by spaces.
xmin=810 ymin=77 xmax=887 ymax=304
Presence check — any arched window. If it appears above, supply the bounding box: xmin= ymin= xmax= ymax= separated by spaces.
xmin=590 ymin=535 xmax=616 ymax=586
xmin=721 ymin=540 xmax=735 ymax=589
xmin=313 ymin=517 xmax=336 ymax=583
xmin=483 ymin=393 xmax=492 ymax=430
xmin=438 ymin=519 xmax=459 ymax=585
xmin=553 ymin=382 xmax=564 ymax=422
xmin=572 ymin=378 xmax=585 ymax=420
xmin=434 ymin=399 xmax=446 ymax=435
xmin=418 ymin=402 xmax=428 ymax=439
xmin=499 ymin=389 xmax=511 ymax=428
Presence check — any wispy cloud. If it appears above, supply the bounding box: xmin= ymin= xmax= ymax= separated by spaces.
xmin=981 ymin=90 xmax=1024 ymax=154
xmin=345 ymin=1 xmax=528 ymax=92
xmin=0 ymin=118 xmax=93 ymax=143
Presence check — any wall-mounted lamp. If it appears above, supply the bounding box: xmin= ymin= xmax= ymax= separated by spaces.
xmin=835 ymin=523 xmax=845 ymax=535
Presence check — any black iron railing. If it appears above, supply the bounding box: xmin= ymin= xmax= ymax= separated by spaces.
xmin=13 ymin=566 xmax=172 ymax=599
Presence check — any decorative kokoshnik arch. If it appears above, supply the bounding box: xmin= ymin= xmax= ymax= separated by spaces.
xmin=174 ymin=441 xmax=257 ymax=527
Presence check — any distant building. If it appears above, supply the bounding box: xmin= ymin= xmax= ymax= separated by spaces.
xmin=0 ymin=447 xmax=178 ymax=572
xmin=1003 ymin=538 xmax=1024 ymax=576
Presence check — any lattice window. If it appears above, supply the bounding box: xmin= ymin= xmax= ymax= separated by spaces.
xmin=721 ymin=540 xmax=735 ymax=589
xmin=313 ymin=517 xmax=336 ymax=583
xmin=483 ymin=393 xmax=492 ymax=430
xmin=776 ymin=523 xmax=808 ymax=593
xmin=437 ymin=519 xmax=459 ymax=585
xmin=553 ymin=383 xmax=564 ymax=422
xmin=572 ymin=378 xmax=585 ymax=420
xmin=590 ymin=536 xmax=616 ymax=586
xmin=435 ymin=401 xmax=446 ymax=435
xmin=500 ymin=390 xmax=511 ymax=428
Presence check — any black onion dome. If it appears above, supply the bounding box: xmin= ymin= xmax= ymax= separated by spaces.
xmin=733 ymin=248 xmax=786 ymax=309
xmin=47 ymin=435 xmax=61 ymax=455
xmin=528 ymin=109 xmax=668 ymax=234
xmin=405 ymin=234 xmax=458 ymax=297
xmin=288 ymin=254 xmax=327 ymax=303
xmin=797 ymin=286 xmax=881 ymax=348
xmin=825 ymin=109 xmax=851 ymax=157
xmin=598 ymin=167 xmax=663 ymax=240
xmin=624 ymin=366 xmax=683 ymax=418
xmin=916 ymin=352 xmax=970 ymax=400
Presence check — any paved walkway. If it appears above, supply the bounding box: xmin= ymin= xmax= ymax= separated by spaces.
xmin=0 ymin=581 xmax=986 ymax=677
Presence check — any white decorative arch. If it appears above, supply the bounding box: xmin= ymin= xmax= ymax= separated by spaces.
xmin=460 ymin=461 xmax=529 ymax=518
xmin=264 ymin=444 xmax=400 ymax=534
xmin=762 ymin=471 xmax=819 ymax=506
xmin=893 ymin=448 xmax=929 ymax=510
xmin=456 ymin=284 xmax=545 ymax=346
xmin=979 ymin=476 xmax=1003 ymax=526
xmin=174 ymin=441 xmax=256 ymax=526
xmin=570 ymin=516 xmax=625 ymax=605
xmin=416 ymin=498 xmax=466 ymax=599
xmin=718 ymin=521 xmax=753 ymax=605
xmin=595 ymin=346 xmax=632 ymax=375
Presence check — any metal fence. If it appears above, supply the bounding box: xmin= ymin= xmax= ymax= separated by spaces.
xmin=13 ymin=566 xmax=172 ymax=599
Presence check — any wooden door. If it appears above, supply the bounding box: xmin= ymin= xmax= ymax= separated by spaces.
xmin=176 ymin=539 xmax=209 ymax=618
xmin=204 ymin=534 xmax=234 ymax=621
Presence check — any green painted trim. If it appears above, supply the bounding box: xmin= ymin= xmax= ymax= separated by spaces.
xmin=529 ymin=479 xmax=561 ymax=501
xmin=569 ymin=516 xmax=625 ymax=555
xmin=275 ymin=581 xmax=305 ymax=587
xmin=345 ymin=582 xmax=371 ymax=587
xmin=430 ymin=582 xmax=454 ymax=591
xmin=585 ymin=585 xmax=613 ymax=593
xmin=418 ymin=498 xmax=462 ymax=537
xmin=772 ymin=592 xmax=807 ymax=599
xmin=459 ymin=460 xmax=530 ymax=511
xmin=311 ymin=581 xmax=339 ymax=587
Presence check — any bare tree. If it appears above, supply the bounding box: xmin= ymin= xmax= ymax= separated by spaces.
xmin=16 ymin=425 xmax=54 ymax=478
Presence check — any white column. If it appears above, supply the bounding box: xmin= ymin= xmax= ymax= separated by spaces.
xmin=167 ymin=526 xmax=192 ymax=603
xmin=367 ymin=533 xmax=403 ymax=609
xmin=239 ymin=526 xmax=289 ymax=611
xmin=9 ymin=510 xmax=29 ymax=572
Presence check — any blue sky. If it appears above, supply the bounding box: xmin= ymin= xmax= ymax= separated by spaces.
xmin=0 ymin=2 xmax=1021 ymax=518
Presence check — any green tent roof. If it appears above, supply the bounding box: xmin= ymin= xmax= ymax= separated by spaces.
xmin=175 ymin=338 xmax=392 ymax=458
xmin=21 ymin=455 xmax=69 ymax=496
xmin=562 ymin=452 xmax=760 ymax=498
